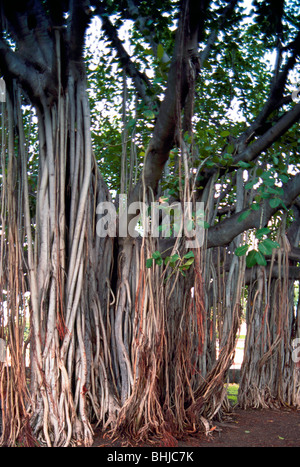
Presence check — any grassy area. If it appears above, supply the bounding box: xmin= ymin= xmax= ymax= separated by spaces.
xmin=227 ymin=384 xmax=239 ymax=406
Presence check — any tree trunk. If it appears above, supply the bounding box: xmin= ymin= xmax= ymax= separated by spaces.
xmin=20 ymin=59 xmax=121 ymax=445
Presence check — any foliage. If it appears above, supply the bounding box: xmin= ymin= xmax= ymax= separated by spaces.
xmin=146 ymin=249 xmax=195 ymax=277
xmin=0 ymin=0 xmax=300 ymax=447
xmin=84 ymin=0 xmax=300 ymax=240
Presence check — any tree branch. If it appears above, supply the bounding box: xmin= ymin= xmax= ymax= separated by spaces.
xmin=0 ymin=0 xmax=59 ymax=105
xmin=198 ymin=102 xmax=300 ymax=190
xmin=68 ymin=0 xmax=93 ymax=61
xmin=0 ymin=0 xmax=54 ymax=71
xmin=238 ymin=28 xmax=300 ymax=144
xmin=128 ymin=0 xmax=210 ymax=208
xmin=199 ymin=0 xmax=239 ymax=67
xmin=125 ymin=0 xmax=170 ymax=64
xmin=0 ymin=39 xmax=48 ymax=105
xmin=207 ymin=172 xmax=300 ymax=248
xmin=94 ymin=2 xmax=155 ymax=109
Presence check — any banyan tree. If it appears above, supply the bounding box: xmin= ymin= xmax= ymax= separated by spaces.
xmin=0 ymin=0 xmax=299 ymax=447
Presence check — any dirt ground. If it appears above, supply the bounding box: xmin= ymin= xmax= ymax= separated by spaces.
xmin=93 ymin=408 xmax=300 ymax=448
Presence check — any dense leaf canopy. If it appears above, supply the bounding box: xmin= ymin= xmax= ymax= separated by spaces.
xmin=81 ymin=0 xmax=300 ymax=259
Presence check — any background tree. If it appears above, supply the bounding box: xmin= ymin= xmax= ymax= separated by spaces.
xmin=0 ymin=0 xmax=299 ymax=447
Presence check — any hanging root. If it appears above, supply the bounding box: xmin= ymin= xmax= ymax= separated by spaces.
xmin=238 ymin=229 xmax=300 ymax=409
xmin=190 ymin=303 xmax=241 ymax=422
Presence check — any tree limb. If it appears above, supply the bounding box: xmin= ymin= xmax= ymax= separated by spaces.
xmin=0 ymin=39 xmax=48 ymax=105
xmin=94 ymin=1 xmax=155 ymax=109
xmin=124 ymin=0 xmax=170 ymax=64
xmin=235 ymin=104 xmax=300 ymax=164
xmin=0 ymin=0 xmax=58 ymax=105
xmin=198 ymin=102 xmax=300 ymax=190
xmin=68 ymin=0 xmax=94 ymax=61
xmin=207 ymin=172 xmax=300 ymax=248
xmin=127 ymin=0 xmax=210 ymax=209
xmin=239 ymin=28 xmax=300 ymax=144
xmin=0 ymin=0 xmax=54 ymax=71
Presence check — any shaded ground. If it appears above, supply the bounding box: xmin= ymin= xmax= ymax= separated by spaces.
xmin=191 ymin=408 xmax=300 ymax=447
xmin=93 ymin=408 xmax=300 ymax=447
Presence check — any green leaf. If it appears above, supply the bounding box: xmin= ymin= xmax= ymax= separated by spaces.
xmin=255 ymin=227 xmax=270 ymax=239
xmin=152 ymin=251 xmax=161 ymax=260
xmin=251 ymin=202 xmax=260 ymax=211
xmin=223 ymin=153 xmax=233 ymax=164
xmin=258 ymin=241 xmax=271 ymax=256
xmin=255 ymin=250 xmax=267 ymax=266
xmin=235 ymin=244 xmax=249 ymax=257
xmin=263 ymin=177 xmax=275 ymax=187
xmin=269 ymin=198 xmax=282 ymax=208
xmin=146 ymin=258 xmax=153 ymax=268
xmin=126 ymin=118 xmax=136 ymax=129
xmin=183 ymin=251 xmax=195 ymax=259
xmin=181 ymin=258 xmax=195 ymax=269
xmin=238 ymin=210 xmax=251 ymax=222
xmin=226 ymin=144 xmax=235 ymax=154
xmin=237 ymin=161 xmax=251 ymax=168
xmin=144 ymin=109 xmax=155 ymax=120
xmin=262 ymin=238 xmax=280 ymax=250
xmin=170 ymin=253 xmax=180 ymax=264
xmin=279 ymin=173 xmax=289 ymax=183
xmin=261 ymin=171 xmax=273 ymax=181
xmin=220 ymin=130 xmax=230 ymax=137
xmin=267 ymin=187 xmax=284 ymax=196
xmin=184 ymin=131 xmax=192 ymax=144
xmin=245 ymin=179 xmax=257 ymax=190
xmin=246 ymin=249 xmax=257 ymax=268
xmin=157 ymin=43 xmax=164 ymax=60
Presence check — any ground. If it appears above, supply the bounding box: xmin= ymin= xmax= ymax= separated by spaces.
xmin=188 ymin=408 xmax=300 ymax=447
xmin=92 ymin=408 xmax=300 ymax=447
